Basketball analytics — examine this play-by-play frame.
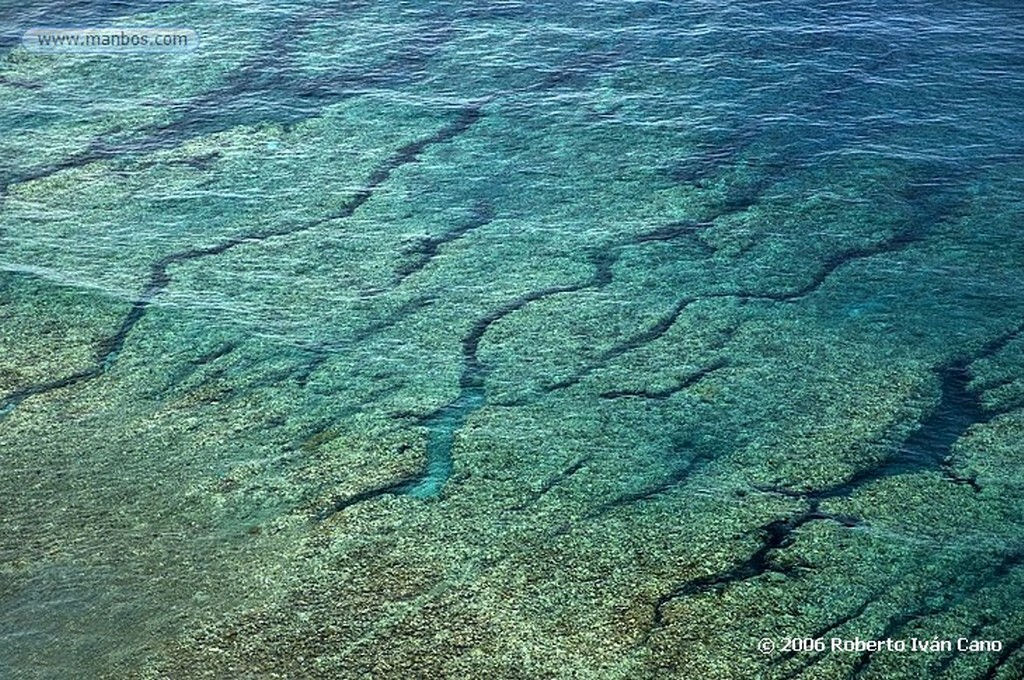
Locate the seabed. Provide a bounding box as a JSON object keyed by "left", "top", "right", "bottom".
{"left": 2, "top": 1, "right": 1023, "bottom": 678}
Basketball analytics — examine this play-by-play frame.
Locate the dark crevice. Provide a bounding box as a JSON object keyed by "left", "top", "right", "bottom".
{"left": 462, "top": 283, "right": 589, "bottom": 390}
{"left": 599, "top": 358, "right": 728, "bottom": 400}
{"left": 0, "top": 368, "right": 100, "bottom": 418}
{"left": 646, "top": 508, "right": 855, "bottom": 639}
{"left": 847, "top": 610, "right": 921, "bottom": 679}
{"left": 545, "top": 296, "right": 697, "bottom": 393}
{"left": 482, "top": 208, "right": 737, "bottom": 401}
{"left": 389, "top": 228, "right": 657, "bottom": 500}
{"left": 974, "top": 320, "right": 1024, "bottom": 371}
{"left": 585, "top": 245, "right": 621, "bottom": 288}
{"left": 362, "top": 107, "right": 484, "bottom": 196}
{"left": 594, "top": 444, "right": 718, "bottom": 515}
{"left": 313, "top": 476, "right": 418, "bottom": 522}
{"left": 751, "top": 319, "right": 1024, "bottom": 506}
{"left": 502, "top": 195, "right": 777, "bottom": 399}
{"left": 645, "top": 511, "right": 1024, "bottom": 673}
{"left": 318, "top": 278, "right": 596, "bottom": 510}
{"left": 94, "top": 296, "right": 155, "bottom": 369}
{"left": 806, "top": 596, "right": 881, "bottom": 636}
{"left": 661, "top": 120, "right": 771, "bottom": 190}
{"left": 597, "top": 296, "right": 697, "bottom": 359}
{"left": 634, "top": 220, "right": 715, "bottom": 248}
{"left": 0, "top": 149, "right": 109, "bottom": 200}
{"left": 191, "top": 342, "right": 238, "bottom": 366}
{"left": 395, "top": 200, "right": 496, "bottom": 283}
{"left": 583, "top": 214, "right": 718, "bottom": 291}
{"left": 666, "top": 144, "right": 751, "bottom": 186}
{"left": 536, "top": 457, "right": 590, "bottom": 498}
{"left": 511, "top": 457, "right": 591, "bottom": 512}
{"left": 390, "top": 196, "right": 717, "bottom": 494}
{"left": 647, "top": 517, "right": 800, "bottom": 633}
{"left": 705, "top": 169, "right": 968, "bottom": 306}
{"left": 290, "top": 347, "right": 332, "bottom": 389}
{"left": 718, "top": 338, "right": 1024, "bottom": 674}
{"left": 159, "top": 341, "right": 241, "bottom": 393}
{"left": 531, "top": 48, "right": 623, "bottom": 93}
{"left": 401, "top": 386, "right": 485, "bottom": 500}
{"left": 165, "top": 150, "right": 222, "bottom": 171}
{"left": 716, "top": 228, "right": 924, "bottom": 304}
{"left": 802, "top": 362, "right": 987, "bottom": 501}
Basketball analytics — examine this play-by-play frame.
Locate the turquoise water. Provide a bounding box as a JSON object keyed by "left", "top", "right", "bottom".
{"left": 1, "top": 1, "right": 1023, "bottom": 678}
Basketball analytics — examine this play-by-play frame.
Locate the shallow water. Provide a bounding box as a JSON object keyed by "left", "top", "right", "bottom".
{"left": 2, "top": 1, "right": 1023, "bottom": 678}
